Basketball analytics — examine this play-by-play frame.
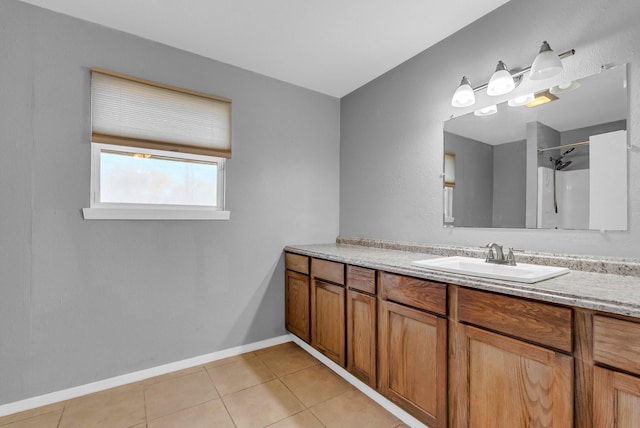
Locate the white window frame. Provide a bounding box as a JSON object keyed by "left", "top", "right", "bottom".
{"left": 82, "top": 143, "right": 229, "bottom": 220}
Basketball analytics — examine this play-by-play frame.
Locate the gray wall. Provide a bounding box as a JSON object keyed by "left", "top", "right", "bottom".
{"left": 340, "top": 0, "right": 640, "bottom": 257}
{"left": 493, "top": 140, "right": 526, "bottom": 228}
{"left": 444, "top": 132, "right": 493, "bottom": 227}
{"left": 0, "top": 1, "right": 340, "bottom": 404}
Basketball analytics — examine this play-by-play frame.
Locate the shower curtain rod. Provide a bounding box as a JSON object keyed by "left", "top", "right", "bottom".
{"left": 537, "top": 141, "right": 589, "bottom": 153}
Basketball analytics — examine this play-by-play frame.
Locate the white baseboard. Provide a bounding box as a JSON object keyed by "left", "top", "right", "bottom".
{"left": 290, "top": 336, "right": 428, "bottom": 428}
{"left": 0, "top": 334, "right": 292, "bottom": 418}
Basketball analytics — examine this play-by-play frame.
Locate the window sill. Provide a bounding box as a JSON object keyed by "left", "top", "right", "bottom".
{"left": 82, "top": 208, "right": 230, "bottom": 221}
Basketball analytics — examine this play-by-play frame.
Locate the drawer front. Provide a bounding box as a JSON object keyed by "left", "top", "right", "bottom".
{"left": 285, "top": 253, "right": 309, "bottom": 275}
{"left": 594, "top": 315, "right": 640, "bottom": 375}
{"left": 311, "top": 258, "right": 345, "bottom": 285}
{"left": 379, "top": 272, "right": 446, "bottom": 316}
{"left": 457, "top": 287, "right": 573, "bottom": 353}
{"left": 347, "top": 265, "right": 376, "bottom": 295}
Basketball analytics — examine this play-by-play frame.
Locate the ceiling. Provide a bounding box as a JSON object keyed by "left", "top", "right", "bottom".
{"left": 18, "top": 0, "right": 510, "bottom": 98}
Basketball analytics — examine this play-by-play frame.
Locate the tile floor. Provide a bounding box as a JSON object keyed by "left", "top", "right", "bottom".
{"left": 0, "top": 342, "right": 408, "bottom": 428}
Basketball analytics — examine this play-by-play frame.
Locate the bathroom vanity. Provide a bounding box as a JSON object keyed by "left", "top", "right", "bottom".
{"left": 284, "top": 241, "right": 640, "bottom": 427}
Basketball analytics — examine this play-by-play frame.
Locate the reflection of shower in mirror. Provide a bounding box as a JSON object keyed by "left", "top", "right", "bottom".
{"left": 550, "top": 147, "right": 576, "bottom": 213}
{"left": 537, "top": 167, "right": 589, "bottom": 229}
{"left": 537, "top": 129, "right": 627, "bottom": 230}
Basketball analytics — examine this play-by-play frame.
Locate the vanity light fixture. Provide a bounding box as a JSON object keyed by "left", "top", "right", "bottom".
{"left": 525, "top": 90, "right": 558, "bottom": 108}
{"left": 451, "top": 76, "right": 476, "bottom": 107}
{"left": 530, "top": 41, "right": 563, "bottom": 80}
{"left": 474, "top": 104, "right": 498, "bottom": 116}
{"left": 487, "top": 61, "right": 516, "bottom": 96}
{"left": 508, "top": 93, "right": 535, "bottom": 107}
{"left": 450, "top": 41, "right": 575, "bottom": 108}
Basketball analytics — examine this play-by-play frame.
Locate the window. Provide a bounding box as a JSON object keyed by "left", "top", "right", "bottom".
{"left": 82, "top": 69, "right": 231, "bottom": 220}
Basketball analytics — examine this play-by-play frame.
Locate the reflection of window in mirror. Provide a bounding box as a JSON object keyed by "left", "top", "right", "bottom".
{"left": 444, "top": 153, "right": 456, "bottom": 187}
{"left": 444, "top": 153, "right": 455, "bottom": 223}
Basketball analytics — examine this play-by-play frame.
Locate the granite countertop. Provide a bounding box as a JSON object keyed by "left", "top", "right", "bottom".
{"left": 285, "top": 242, "right": 640, "bottom": 318}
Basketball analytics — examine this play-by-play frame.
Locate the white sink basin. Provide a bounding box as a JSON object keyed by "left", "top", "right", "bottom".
{"left": 410, "top": 256, "right": 569, "bottom": 283}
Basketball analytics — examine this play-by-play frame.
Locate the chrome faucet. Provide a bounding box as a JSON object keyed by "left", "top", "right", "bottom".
{"left": 484, "top": 243, "right": 518, "bottom": 266}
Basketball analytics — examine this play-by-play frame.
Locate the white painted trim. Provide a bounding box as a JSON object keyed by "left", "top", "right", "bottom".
{"left": 290, "top": 336, "right": 429, "bottom": 428}
{"left": 0, "top": 334, "right": 290, "bottom": 417}
{"left": 82, "top": 208, "right": 230, "bottom": 220}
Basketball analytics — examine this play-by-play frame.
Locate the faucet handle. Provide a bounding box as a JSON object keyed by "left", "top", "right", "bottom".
{"left": 506, "top": 248, "right": 524, "bottom": 266}
{"left": 485, "top": 248, "right": 495, "bottom": 262}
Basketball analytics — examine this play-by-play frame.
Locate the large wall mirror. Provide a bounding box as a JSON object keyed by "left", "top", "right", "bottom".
{"left": 443, "top": 65, "right": 628, "bottom": 230}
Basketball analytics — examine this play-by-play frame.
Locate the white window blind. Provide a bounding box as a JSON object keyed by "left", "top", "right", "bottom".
{"left": 91, "top": 69, "right": 232, "bottom": 158}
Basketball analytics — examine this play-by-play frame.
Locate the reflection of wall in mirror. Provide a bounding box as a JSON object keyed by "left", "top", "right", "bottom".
{"left": 443, "top": 132, "right": 493, "bottom": 227}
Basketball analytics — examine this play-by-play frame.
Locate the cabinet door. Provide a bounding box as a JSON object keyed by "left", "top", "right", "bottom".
{"left": 311, "top": 279, "right": 346, "bottom": 366}
{"left": 347, "top": 289, "right": 376, "bottom": 388}
{"left": 285, "top": 270, "right": 310, "bottom": 342}
{"left": 455, "top": 324, "right": 573, "bottom": 428}
{"left": 379, "top": 300, "right": 447, "bottom": 427}
{"left": 594, "top": 366, "right": 640, "bottom": 427}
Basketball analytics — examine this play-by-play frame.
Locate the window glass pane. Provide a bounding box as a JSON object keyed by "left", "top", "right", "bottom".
{"left": 100, "top": 150, "right": 218, "bottom": 206}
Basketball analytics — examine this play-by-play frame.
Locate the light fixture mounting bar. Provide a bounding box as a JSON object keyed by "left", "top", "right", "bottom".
{"left": 472, "top": 49, "right": 575, "bottom": 92}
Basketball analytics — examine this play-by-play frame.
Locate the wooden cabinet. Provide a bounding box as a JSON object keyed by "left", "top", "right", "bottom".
{"left": 285, "top": 270, "right": 310, "bottom": 342}
{"left": 346, "top": 265, "right": 377, "bottom": 388}
{"left": 379, "top": 273, "right": 447, "bottom": 427}
{"left": 451, "top": 287, "right": 573, "bottom": 427}
{"left": 454, "top": 324, "right": 573, "bottom": 427}
{"left": 311, "top": 258, "right": 346, "bottom": 366}
{"left": 285, "top": 250, "right": 640, "bottom": 428}
{"left": 284, "top": 253, "right": 310, "bottom": 342}
{"left": 594, "top": 367, "right": 640, "bottom": 427}
{"left": 593, "top": 315, "right": 640, "bottom": 427}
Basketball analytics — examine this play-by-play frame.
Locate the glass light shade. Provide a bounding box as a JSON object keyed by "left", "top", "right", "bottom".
{"left": 451, "top": 76, "right": 475, "bottom": 107}
{"left": 474, "top": 104, "right": 497, "bottom": 116}
{"left": 487, "top": 61, "right": 515, "bottom": 96}
{"left": 549, "top": 81, "right": 581, "bottom": 95}
{"left": 508, "top": 93, "right": 535, "bottom": 107}
{"left": 530, "top": 41, "right": 563, "bottom": 80}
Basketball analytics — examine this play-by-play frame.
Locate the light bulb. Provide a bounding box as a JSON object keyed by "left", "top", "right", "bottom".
{"left": 508, "top": 93, "right": 535, "bottom": 107}
{"left": 487, "top": 61, "right": 515, "bottom": 96}
{"left": 451, "top": 76, "right": 476, "bottom": 107}
{"left": 474, "top": 105, "right": 497, "bottom": 116}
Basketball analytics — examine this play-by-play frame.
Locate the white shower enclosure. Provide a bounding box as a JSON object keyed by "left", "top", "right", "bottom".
{"left": 536, "top": 130, "right": 627, "bottom": 230}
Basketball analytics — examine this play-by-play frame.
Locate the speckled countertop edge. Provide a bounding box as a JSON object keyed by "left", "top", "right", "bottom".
{"left": 285, "top": 242, "right": 640, "bottom": 318}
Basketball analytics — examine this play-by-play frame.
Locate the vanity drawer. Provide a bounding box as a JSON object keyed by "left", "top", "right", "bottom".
{"left": 379, "top": 272, "right": 446, "bottom": 316}
{"left": 311, "top": 258, "right": 345, "bottom": 285}
{"left": 285, "top": 253, "right": 309, "bottom": 275}
{"left": 347, "top": 265, "right": 376, "bottom": 295}
{"left": 457, "top": 288, "right": 573, "bottom": 353}
{"left": 594, "top": 315, "right": 640, "bottom": 375}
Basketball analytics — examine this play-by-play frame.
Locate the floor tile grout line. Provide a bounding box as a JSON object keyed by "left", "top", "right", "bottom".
{"left": 262, "top": 408, "right": 326, "bottom": 428}
{"left": 56, "top": 401, "right": 67, "bottom": 428}
{"left": 204, "top": 356, "right": 279, "bottom": 398}
{"left": 142, "top": 378, "right": 149, "bottom": 427}
{"left": 0, "top": 404, "right": 68, "bottom": 428}
{"left": 277, "top": 365, "right": 356, "bottom": 410}
{"left": 145, "top": 397, "right": 225, "bottom": 425}
{"left": 216, "top": 394, "right": 238, "bottom": 428}
{"left": 201, "top": 364, "right": 223, "bottom": 399}
{"left": 143, "top": 369, "right": 220, "bottom": 424}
